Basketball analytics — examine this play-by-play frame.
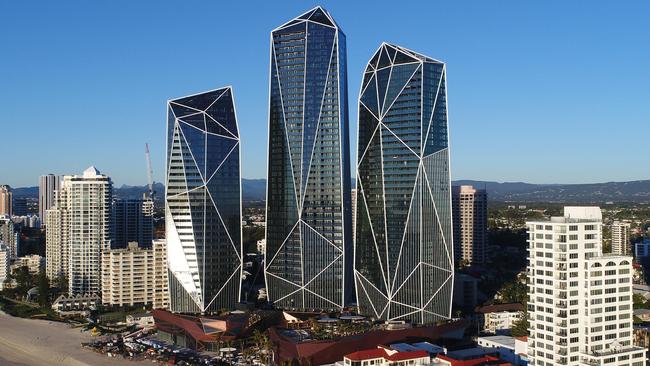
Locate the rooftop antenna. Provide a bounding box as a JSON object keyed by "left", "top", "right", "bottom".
{"left": 145, "top": 143, "right": 155, "bottom": 201}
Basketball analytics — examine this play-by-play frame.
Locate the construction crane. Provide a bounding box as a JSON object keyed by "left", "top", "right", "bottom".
{"left": 145, "top": 143, "right": 155, "bottom": 201}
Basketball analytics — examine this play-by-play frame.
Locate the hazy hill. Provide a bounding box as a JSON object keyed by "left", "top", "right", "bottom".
{"left": 12, "top": 179, "right": 650, "bottom": 203}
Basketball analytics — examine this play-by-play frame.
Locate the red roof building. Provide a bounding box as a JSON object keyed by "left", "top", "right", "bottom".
{"left": 344, "top": 346, "right": 430, "bottom": 365}
{"left": 435, "top": 354, "right": 512, "bottom": 366}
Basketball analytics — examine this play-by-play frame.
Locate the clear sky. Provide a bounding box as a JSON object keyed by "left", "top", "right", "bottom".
{"left": 1, "top": 1, "right": 649, "bottom": 187}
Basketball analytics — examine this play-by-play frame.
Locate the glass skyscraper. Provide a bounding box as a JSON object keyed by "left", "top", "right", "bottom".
{"left": 166, "top": 87, "right": 242, "bottom": 313}
{"left": 265, "top": 6, "right": 353, "bottom": 311}
{"left": 354, "top": 43, "right": 453, "bottom": 324}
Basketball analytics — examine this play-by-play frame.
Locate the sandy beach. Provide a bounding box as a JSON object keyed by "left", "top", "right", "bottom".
{"left": 0, "top": 312, "right": 146, "bottom": 366}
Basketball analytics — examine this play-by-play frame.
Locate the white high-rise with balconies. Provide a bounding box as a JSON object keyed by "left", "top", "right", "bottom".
{"left": 527, "top": 207, "right": 646, "bottom": 366}
{"left": 611, "top": 221, "right": 631, "bottom": 256}
{"left": 45, "top": 167, "right": 112, "bottom": 295}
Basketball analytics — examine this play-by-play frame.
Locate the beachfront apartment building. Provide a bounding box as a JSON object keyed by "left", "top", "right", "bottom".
{"left": 527, "top": 207, "right": 646, "bottom": 366}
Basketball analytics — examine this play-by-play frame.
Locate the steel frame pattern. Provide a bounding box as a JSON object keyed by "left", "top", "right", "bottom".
{"left": 264, "top": 6, "right": 353, "bottom": 311}
{"left": 354, "top": 43, "right": 454, "bottom": 324}
{"left": 165, "top": 86, "right": 242, "bottom": 314}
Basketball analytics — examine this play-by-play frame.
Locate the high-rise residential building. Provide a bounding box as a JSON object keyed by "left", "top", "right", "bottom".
{"left": 527, "top": 207, "right": 646, "bottom": 366}
{"left": 0, "top": 216, "right": 17, "bottom": 259}
{"left": 354, "top": 43, "right": 453, "bottom": 324}
{"left": 0, "top": 244, "right": 8, "bottom": 290}
{"left": 611, "top": 221, "right": 631, "bottom": 255}
{"left": 45, "top": 208, "right": 64, "bottom": 280}
{"left": 166, "top": 86, "right": 242, "bottom": 313}
{"left": 0, "top": 185, "right": 12, "bottom": 216}
{"left": 265, "top": 6, "right": 353, "bottom": 311}
{"left": 112, "top": 198, "right": 153, "bottom": 249}
{"left": 101, "top": 240, "right": 168, "bottom": 309}
{"left": 452, "top": 185, "right": 487, "bottom": 266}
{"left": 45, "top": 167, "right": 112, "bottom": 295}
{"left": 39, "top": 174, "right": 60, "bottom": 224}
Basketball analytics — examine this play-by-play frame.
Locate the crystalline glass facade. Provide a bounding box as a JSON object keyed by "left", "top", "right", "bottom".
{"left": 354, "top": 44, "right": 453, "bottom": 324}
{"left": 265, "top": 6, "right": 353, "bottom": 311}
{"left": 166, "top": 87, "right": 242, "bottom": 313}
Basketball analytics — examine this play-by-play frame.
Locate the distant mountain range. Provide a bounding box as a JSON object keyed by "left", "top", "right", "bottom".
{"left": 12, "top": 179, "right": 650, "bottom": 203}
{"left": 453, "top": 179, "right": 650, "bottom": 203}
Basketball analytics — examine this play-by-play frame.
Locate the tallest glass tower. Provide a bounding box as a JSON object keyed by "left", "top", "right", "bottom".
{"left": 265, "top": 6, "right": 353, "bottom": 311}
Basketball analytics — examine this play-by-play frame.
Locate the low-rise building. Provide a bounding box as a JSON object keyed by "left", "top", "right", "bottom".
{"left": 101, "top": 240, "right": 168, "bottom": 309}
{"left": 634, "top": 309, "right": 650, "bottom": 322}
{"left": 477, "top": 335, "right": 528, "bottom": 365}
{"left": 475, "top": 303, "right": 524, "bottom": 335}
{"left": 52, "top": 293, "right": 101, "bottom": 312}
{"left": 432, "top": 347, "right": 510, "bottom": 365}
{"left": 126, "top": 313, "right": 155, "bottom": 329}
{"left": 10, "top": 255, "right": 44, "bottom": 275}
{"left": 338, "top": 346, "right": 430, "bottom": 366}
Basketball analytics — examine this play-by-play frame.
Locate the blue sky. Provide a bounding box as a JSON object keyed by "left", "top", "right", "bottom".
{"left": 1, "top": 1, "right": 648, "bottom": 187}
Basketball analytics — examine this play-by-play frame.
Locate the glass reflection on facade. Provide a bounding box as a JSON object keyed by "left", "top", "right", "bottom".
{"left": 354, "top": 44, "right": 453, "bottom": 324}
{"left": 166, "top": 87, "right": 242, "bottom": 313}
{"left": 265, "top": 6, "right": 353, "bottom": 311}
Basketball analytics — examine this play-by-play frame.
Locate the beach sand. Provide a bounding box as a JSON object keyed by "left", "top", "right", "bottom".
{"left": 0, "top": 312, "right": 147, "bottom": 366}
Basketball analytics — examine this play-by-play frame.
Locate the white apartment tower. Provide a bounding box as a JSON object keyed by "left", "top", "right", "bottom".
{"left": 39, "top": 174, "right": 60, "bottom": 224}
{"left": 527, "top": 207, "right": 646, "bottom": 366}
{"left": 452, "top": 185, "right": 488, "bottom": 266}
{"left": 45, "top": 167, "right": 112, "bottom": 295}
{"left": 611, "top": 221, "right": 631, "bottom": 256}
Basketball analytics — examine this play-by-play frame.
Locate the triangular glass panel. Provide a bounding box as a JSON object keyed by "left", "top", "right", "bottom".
{"left": 178, "top": 121, "right": 206, "bottom": 179}
{"left": 205, "top": 134, "right": 238, "bottom": 182}
{"left": 385, "top": 45, "right": 397, "bottom": 62}
{"left": 424, "top": 73, "right": 448, "bottom": 156}
{"left": 390, "top": 170, "right": 421, "bottom": 292}
{"left": 308, "top": 7, "right": 334, "bottom": 27}
{"left": 388, "top": 301, "right": 419, "bottom": 321}
{"left": 301, "top": 222, "right": 340, "bottom": 284}
{"left": 362, "top": 71, "right": 374, "bottom": 90}
{"left": 298, "top": 8, "right": 317, "bottom": 20}
{"left": 393, "top": 264, "right": 422, "bottom": 310}
{"left": 422, "top": 62, "right": 443, "bottom": 141}
{"left": 170, "top": 102, "right": 201, "bottom": 118}
{"left": 376, "top": 67, "right": 391, "bottom": 113}
{"left": 206, "top": 147, "right": 240, "bottom": 245}
{"left": 205, "top": 114, "right": 237, "bottom": 138}
{"left": 357, "top": 105, "right": 379, "bottom": 158}
{"left": 204, "top": 89, "right": 238, "bottom": 137}
{"left": 368, "top": 48, "right": 381, "bottom": 70}
{"left": 394, "top": 49, "right": 418, "bottom": 65}
{"left": 360, "top": 74, "right": 379, "bottom": 117}
{"left": 267, "top": 225, "right": 303, "bottom": 288}
{"left": 178, "top": 112, "right": 206, "bottom": 131}
{"left": 382, "top": 63, "right": 419, "bottom": 116}
{"left": 357, "top": 272, "right": 389, "bottom": 317}
{"left": 354, "top": 187, "right": 387, "bottom": 292}
{"left": 422, "top": 150, "right": 453, "bottom": 271}
{"left": 174, "top": 89, "right": 224, "bottom": 111}
{"left": 378, "top": 47, "right": 391, "bottom": 69}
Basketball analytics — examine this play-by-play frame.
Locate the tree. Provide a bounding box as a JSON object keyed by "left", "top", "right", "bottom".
{"left": 496, "top": 280, "right": 527, "bottom": 304}
{"left": 511, "top": 310, "right": 529, "bottom": 337}
{"left": 36, "top": 270, "right": 50, "bottom": 306}
{"left": 12, "top": 266, "right": 33, "bottom": 297}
